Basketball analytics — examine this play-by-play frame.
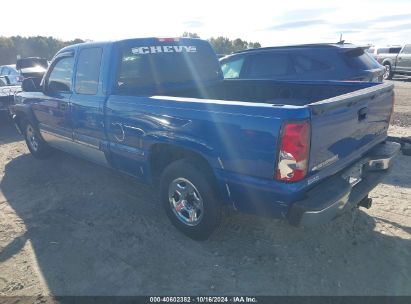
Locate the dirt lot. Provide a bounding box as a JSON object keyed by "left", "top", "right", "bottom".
{"left": 0, "top": 79, "right": 410, "bottom": 296}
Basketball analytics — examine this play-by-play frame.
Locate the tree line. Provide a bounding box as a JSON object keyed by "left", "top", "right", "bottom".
{"left": 0, "top": 33, "right": 260, "bottom": 65}
{"left": 0, "top": 36, "right": 84, "bottom": 65}
{"left": 182, "top": 32, "right": 261, "bottom": 54}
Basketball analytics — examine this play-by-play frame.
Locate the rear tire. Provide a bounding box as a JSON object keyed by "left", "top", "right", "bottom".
{"left": 383, "top": 63, "right": 393, "bottom": 80}
{"left": 23, "top": 120, "right": 52, "bottom": 159}
{"left": 160, "top": 159, "right": 221, "bottom": 240}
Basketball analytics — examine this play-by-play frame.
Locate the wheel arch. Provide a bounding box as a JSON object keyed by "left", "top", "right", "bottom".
{"left": 10, "top": 104, "right": 38, "bottom": 134}
{"left": 147, "top": 141, "right": 229, "bottom": 203}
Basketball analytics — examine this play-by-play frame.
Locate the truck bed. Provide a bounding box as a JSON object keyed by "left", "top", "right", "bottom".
{"left": 141, "top": 79, "right": 394, "bottom": 189}
{"left": 145, "top": 79, "right": 378, "bottom": 106}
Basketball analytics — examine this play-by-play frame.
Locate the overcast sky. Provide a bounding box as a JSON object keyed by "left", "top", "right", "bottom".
{"left": 2, "top": 0, "right": 411, "bottom": 47}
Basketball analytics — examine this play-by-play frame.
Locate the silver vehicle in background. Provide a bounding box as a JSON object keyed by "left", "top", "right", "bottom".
{"left": 367, "top": 45, "right": 411, "bottom": 80}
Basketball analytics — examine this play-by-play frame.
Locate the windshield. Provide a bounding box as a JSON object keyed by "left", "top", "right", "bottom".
{"left": 116, "top": 40, "right": 222, "bottom": 94}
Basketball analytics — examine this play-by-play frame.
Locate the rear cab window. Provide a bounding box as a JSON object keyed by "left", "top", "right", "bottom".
{"left": 116, "top": 38, "right": 222, "bottom": 95}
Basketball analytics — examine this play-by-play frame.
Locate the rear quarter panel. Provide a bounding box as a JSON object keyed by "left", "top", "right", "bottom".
{"left": 105, "top": 96, "right": 311, "bottom": 179}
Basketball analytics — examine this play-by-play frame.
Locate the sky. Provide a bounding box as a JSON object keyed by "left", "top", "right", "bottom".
{"left": 2, "top": 0, "right": 411, "bottom": 47}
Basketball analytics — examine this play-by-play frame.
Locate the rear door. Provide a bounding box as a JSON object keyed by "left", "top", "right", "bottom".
{"left": 70, "top": 46, "right": 108, "bottom": 165}
{"left": 307, "top": 83, "right": 394, "bottom": 178}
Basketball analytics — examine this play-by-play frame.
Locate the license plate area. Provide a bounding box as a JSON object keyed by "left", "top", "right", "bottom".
{"left": 342, "top": 161, "right": 365, "bottom": 186}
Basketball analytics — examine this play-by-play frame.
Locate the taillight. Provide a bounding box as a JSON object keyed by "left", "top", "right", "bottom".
{"left": 276, "top": 121, "right": 310, "bottom": 182}
{"left": 158, "top": 37, "right": 179, "bottom": 42}
{"left": 17, "top": 75, "right": 24, "bottom": 82}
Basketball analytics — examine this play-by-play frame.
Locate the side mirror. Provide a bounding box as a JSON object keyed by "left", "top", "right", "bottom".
{"left": 21, "top": 77, "right": 41, "bottom": 92}
{"left": 48, "top": 80, "right": 70, "bottom": 93}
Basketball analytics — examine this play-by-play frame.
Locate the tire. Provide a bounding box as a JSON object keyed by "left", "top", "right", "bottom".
{"left": 23, "top": 119, "right": 52, "bottom": 159}
{"left": 402, "top": 146, "right": 411, "bottom": 156}
{"left": 160, "top": 159, "right": 221, "bottom": 240}
{"left": 383, "top": 63, "right": 393, "bottom": 80}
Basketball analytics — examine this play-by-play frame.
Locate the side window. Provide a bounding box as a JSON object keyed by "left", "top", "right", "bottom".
{"left": 292, "top": 54, "right": 331, "bottom": 74}
{"left": 376, "top": 48, "right": 388, "bottom": 54}
{"left": 402, "top": 45, "right": 411, "bottom": 54}
{"left": 75, "top": 48, "right": 103, "bottom": 95}
{"left": 47, "top": 56, "right": 74, "bottom": 92}
{"left": 221, "top": 57, "right": 245, "bottom": 79}
{"left": 389, "top": 47, "right": 402, "bottom": 54}
{"left": 246, "top": 53, "right": 290, "bottom": 78}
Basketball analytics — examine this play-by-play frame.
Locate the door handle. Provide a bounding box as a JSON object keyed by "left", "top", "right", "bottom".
{"left": 59, "top": 102, "right": 69, "bottom": 111}
{"left": 358, "top": 107, "right": 368, "bottom": 121}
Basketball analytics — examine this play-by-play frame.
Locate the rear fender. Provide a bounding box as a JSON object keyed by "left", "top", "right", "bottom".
{"left": 146, "top": 132, "right": 231, "bottom": 203}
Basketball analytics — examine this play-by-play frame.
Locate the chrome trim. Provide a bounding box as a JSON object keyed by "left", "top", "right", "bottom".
{"left": 111, "top": 122, "right": 125, "bottom": 142}
{"left": 367, "top": 157, "right": 394, "bottom": 170}
{"left": 303, "top": 191, "right": 350, "bottom": 215}
{"left": 123, "top": 124, "right": 146, "bottom": 136}
{"left": 168, "top": 178, "right": 204, "bottom": 226}
{"left": 40, "top": 128, "right": 109, "bottom": 166}
{"left": 366, "top": 141, "right": 401, "bottom": 171}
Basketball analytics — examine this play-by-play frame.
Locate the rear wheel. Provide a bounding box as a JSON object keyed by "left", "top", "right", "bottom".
{"left": 160, "top": 159, "right": 221, "bottom": 240}
{"left": 383, "top": 63, "right": 393, "bottom": 80}
{"left": 23, "top": 120, "right": 52, "bottom": 158}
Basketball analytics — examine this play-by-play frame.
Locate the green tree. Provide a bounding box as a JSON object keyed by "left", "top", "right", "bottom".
{"left": 208, "top": 36, "right": 261, "bottom": 55}
{"left": 0, "top": 36, "right": 85, "bottom": 65}
{"left": 182, "top": 32, "right": 200, "bottom": 38}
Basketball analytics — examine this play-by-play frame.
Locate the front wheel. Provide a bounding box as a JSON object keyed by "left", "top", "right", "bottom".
{"left": 160, "top": 159, "right": 221, "bottom": 240}
{"left": 383, "top": 63, "right": 393, "bottom": 80}
{"left": 23, "top": 120, "right": 52, "bottom": 159}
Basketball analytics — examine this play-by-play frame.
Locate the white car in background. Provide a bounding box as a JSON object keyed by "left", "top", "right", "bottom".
{"left": 0, "top": 65, "right": 24, "bottom": 85}
{"left": 0, "top": 57, "right": 48, "bottom": 85}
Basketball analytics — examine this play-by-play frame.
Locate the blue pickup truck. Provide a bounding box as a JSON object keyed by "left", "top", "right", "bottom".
{"left": 10, "top": 38, "right": 400, "bottom": 240}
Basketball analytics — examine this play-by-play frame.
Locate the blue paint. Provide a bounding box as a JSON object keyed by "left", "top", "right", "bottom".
{"left": 11, "top": 38, "right": 394, "bottom": 219}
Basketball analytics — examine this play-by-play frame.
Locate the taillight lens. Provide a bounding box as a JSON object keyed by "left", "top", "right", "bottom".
{"left": 158, "top": 37, "right": 179, "bottom": 42}
{"left": 276, "top": 121, "right": 310, "bottom": 182}
{"left": 17, "top": 75, "right": 24, "bottom": 82}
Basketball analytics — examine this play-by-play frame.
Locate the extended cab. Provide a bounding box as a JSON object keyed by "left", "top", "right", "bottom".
{"left": 10, "top": 38, "right": 400, "bottom": 240}
{"left": 376, "top": 44, "right": 411, "bottom": 80}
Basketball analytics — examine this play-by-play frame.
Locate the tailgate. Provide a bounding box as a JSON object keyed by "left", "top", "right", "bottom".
{"left": 308, "top": 82, "right": 394, "bottom": 177}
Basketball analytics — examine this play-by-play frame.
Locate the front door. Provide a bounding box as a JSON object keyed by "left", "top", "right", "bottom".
{"left": 33, "top": 54, "right": 75, "bottom": 149}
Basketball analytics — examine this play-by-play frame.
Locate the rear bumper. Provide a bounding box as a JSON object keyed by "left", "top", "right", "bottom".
{"left": 288, "top": 141, "right": 400, "bottom": 226}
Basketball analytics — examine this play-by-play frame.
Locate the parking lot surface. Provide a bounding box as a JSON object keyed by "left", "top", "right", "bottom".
{"left": 0, "top": 78, "right": 410, "bottom": 296}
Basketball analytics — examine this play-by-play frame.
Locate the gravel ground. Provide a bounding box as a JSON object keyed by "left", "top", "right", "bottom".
{"left": 0, "top": 79, "right": 410, "bottom": 296}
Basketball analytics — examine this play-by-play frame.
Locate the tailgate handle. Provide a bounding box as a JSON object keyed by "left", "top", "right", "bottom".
{"left": 358, "top": 107, "right": 368, "bottom": 121}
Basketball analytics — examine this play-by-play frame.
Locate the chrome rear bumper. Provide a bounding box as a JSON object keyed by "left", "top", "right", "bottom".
{"left": 288, "top": 141, "right": 401, "bottom": 226}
